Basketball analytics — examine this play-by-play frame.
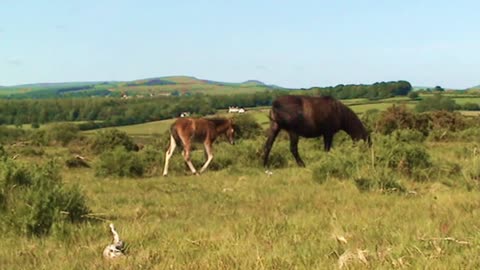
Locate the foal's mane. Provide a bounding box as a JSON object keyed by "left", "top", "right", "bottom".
{"left": 205, "top": 117, "right": 231, "bottom": 127}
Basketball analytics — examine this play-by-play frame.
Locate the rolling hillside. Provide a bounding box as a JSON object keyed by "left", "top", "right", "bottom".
{"left": 0, "top": 76, "right": 284, "bottom": 99}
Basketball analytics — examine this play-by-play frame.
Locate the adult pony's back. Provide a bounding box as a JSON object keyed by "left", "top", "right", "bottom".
{"left": 264, "top": 95, "right": 370, "bottom": 167}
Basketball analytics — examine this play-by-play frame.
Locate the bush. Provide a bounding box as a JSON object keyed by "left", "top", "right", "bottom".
{"left": 427, "top": 111, "right": 465, "bottom": 131}
{"left": 462, "top": 102, "right": 480, "bottom": 111}
{"left": 391, "top": 129, "right": 426, "bottom": 143}
{"left": 408, "top": 91, "right": 419, "bottom": 100}
{"left": 0, "top": 159, "right": 32, "bottom": 187}
{"left": 90, "top": 129, "right": 137, "bottom": 154}
{"left": 415, "top": 94, "right": 459, "bottom": 112}
{"left": 0, "top": 126, "right": 26, "bottom": 144}
{"left": 46, "top": 123, "right": 80, "bottom": 146}
{"left": 232, "top": 114, "right": 263, "bottom": 140}
{"left": 95, "top": 146, "right": 144, "bottom": 177}
{"left": 376, "top": 105, "right": 417, "bottom": 135}
{"left": 376, "top": 138, "right": 432, "bottom": 177}
{"left": 0, "top": 160, "right": 90, "bottom": 236}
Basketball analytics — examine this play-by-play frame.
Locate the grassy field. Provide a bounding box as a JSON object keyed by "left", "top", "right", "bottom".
{"left": 2, "top": 134, "right": 480, "bottom": 269}
{"left": 3, "top": 97, "right": 480, "bottom": 269}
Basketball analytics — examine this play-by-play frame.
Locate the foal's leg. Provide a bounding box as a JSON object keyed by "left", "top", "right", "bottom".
{"left": 199, "top": 141, "right": 213, "bottom": 174}
{"left": 182, "top": 142, "right": 198, "bottom": 175}
{"left": 288, "top": 131, "right": 305, "bottom": 167}
{"left": 263, "top": 122, "right": 280, "bottom": 168}
{"left": 163, "top": 135, "right": 177, "bottom": 176}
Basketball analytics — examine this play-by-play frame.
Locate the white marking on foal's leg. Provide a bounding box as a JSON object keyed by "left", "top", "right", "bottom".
{"left": 199, "top": 144, "right": 213, "bottom": 174}
{"left": 182, "top": 148, "right": 197, "bottom": 175}
{"left": 163, "top": 135, "right": 177, "bottom": 176}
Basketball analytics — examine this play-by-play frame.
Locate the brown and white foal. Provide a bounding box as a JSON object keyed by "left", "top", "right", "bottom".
{"left": 163, "top": 117, "right": 235, "bottom": 176}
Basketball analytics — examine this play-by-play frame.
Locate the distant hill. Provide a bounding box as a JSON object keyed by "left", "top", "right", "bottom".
{"left": 0, "top": 76, "right": 285, "bottom": 99}
{"left": 6, "top": 81, "right": 115, "bottom": 89}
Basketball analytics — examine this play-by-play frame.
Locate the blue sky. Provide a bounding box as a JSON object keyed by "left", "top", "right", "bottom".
{"left": 1, "top": 0, "right": 478, "bottom": 88}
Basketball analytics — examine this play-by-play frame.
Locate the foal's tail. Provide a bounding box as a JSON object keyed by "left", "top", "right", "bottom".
{"left": 169, "top": 125, "right": 182, "bottom": 148}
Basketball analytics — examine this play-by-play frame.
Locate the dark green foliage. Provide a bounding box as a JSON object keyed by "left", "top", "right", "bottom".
{"left": 377, "top": 138, "right": 432, "bottom": 176}
{"left": 390, "top": 129, "right": 426, "bottom": 143}
{"left": 378, "top": 177, "right": 406, "bottom": 193}
{"left": 90, "top": 129, "right": 136, "bottom": 154}
{"left": 415, "top": 94, "right": 459, "bottom": 112}
{"left": 361, "top": 109, "right": 381, "bottom": 132}
{"left": 0, "top": 159, "right": 32, "bottom": 187}
{"left": 19, "top": 146, "right": 45, "bottom": 156}
{"left": 232, "top": 114, "right": 263, "bottom": 140}
{"left": 311, "top": 80, "right": 412, "bottom": 99}
{"left": 462, "top": 102, "right": 480, "bottom": 111}
{"left": 407, "top": 91, "right": 419, "bottom": 100}
{"left": 0, "top": 126, "right": 27, "bottom": 144}
{"left": 95, "top": 146, "right": 144, "bottom": 177}
{"left": 0, "top": 159, "right": 90, "bottom": 236}
{"left": 57, "top": 185, "right": 90, "bottom": 223}
{"left": 354, "top": 177, "right": 375, "bottom": 191}
{"left": 46, "top": 123, "right": 80, "bottom": 146}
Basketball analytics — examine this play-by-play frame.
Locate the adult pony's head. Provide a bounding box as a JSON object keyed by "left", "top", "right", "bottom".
{"left": 337, "top": 101, "right": 371, "bottom": 145}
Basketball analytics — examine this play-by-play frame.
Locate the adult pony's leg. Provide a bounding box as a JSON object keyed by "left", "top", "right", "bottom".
{"left": 288, "top": 131, "right": 305, "bottom": 167}
{"left": 163, "top": 134, "right": 177, "bottom": 176}
{"left": 199, "top": 142, "right": 213, "bottom": 174}
{"left": 324, "top": 133, "right": 333, "bottom": 151}
{"left": 263, "top": 122, "right": 280, "bottom": 167}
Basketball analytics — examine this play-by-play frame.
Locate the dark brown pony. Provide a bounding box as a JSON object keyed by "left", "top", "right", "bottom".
{"left": 163, "top": 117, "right": 235, "bottom": 176}
{"left": 264, "top": 95, "right": 370, "bottom": 167}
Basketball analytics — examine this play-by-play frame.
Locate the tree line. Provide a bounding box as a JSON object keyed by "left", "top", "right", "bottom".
{"left": 307, "top": 80, "right": 412, "bottom": 99}
{"left": 0, "top": 81, "right": 414, "bottom": 128}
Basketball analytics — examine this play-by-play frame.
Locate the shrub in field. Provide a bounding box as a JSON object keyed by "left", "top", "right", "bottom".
{"left": 376, "top": 105, "right": 416, "bottom": 135}
{"left": 427, "top": 110, "right": 465, "bottom": 131}
{"left": 90, "top": 129, "right": 137, "bottom": 154}
{"left": 0, "top": 144, "right": 7, "bottom": 160}
{"left": 375, "top": 105, "right": 431, "bottom": 135}
{"left": 391, "top": 129, "right": 426, "bottom": 143}
{"left": 415, "top": 94, "right": 459, "bottom": 112}
{"left": 0, "top": 159, "right": 32, "bottom": 187}
{"left": 95, "top": 146, "right": 144, "bottom": 177}
{"left": 0, "top": 159, "right": 90, "bottom": 236}
{"left": 28, "top": 129, "right": 49, "bottom": 146}
{"left": 354, "top": 177, "right": 376, "bottom": 191}
{"left": 375, "top": 136, "right": 432, "bottom": 177}
{"left": 311, "top": 144, "right": 367, "bottom": 181}
{"left": 19, "top": 146, "right": 45, "bottom": 156}
{"left": 427, "top": 129, "right": 455, "bottom": 142}
{"left": 232, "top": 114, "right": 263, "bottom": 140}
{"left": 361, "top": 109, "right": 380, "bottom": 132}
{"left": 138, "top": 145, "right": 172, "bottom": 176}
{"left": 0, "top": 126, "right": 27, "bottom": 144}
{"left": 46, "top": 123, "right": 80, "bottom": 146}
{"left": 455, "top": 128, "right": 480, "bottom": 142}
